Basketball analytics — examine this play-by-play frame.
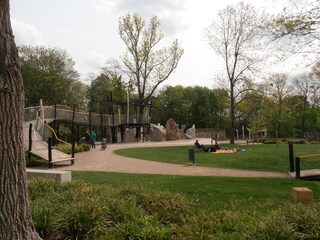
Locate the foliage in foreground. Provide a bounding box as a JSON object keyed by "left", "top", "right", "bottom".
{"left": 29, "top": 178, "right": 320, "bottom": 239}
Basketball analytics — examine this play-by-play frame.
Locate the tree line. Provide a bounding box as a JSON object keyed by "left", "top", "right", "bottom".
{"left": 18, "top": 44, "right": 320, "bottom": 139}
{"left": 18, "top": 1, "right": 320, "bottom": 142}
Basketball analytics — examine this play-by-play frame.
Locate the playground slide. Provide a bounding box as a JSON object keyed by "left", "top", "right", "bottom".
{"left": 24, "top": 120, "right": 75, "bottom": 167}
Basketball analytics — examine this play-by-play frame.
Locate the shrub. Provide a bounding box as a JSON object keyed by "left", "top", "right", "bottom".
{"left": 76, "top": 144, "right": 84, "bottom": 152}
{"left": 77, "top": 143, "right": 91, "bottom": 151}
{"left": 29, "top": 179, "right": 320, "bottom": 239}
{"left": 262, "top": 138, "right": 277, "bottom": 144}
{"left": 55, "top": 143, "right": 90, "bottom": 154}
{"left": 55, "top": 143, "right": 72, "bottom": 154}
{"left": 262, "top": 138, "right": 308, "bottom": 145}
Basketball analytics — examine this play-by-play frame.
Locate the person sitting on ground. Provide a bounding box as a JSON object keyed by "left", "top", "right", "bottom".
{"left": 195, "top": 140, "right": 210, "bottom": 152}
{"left": 212, "top": 137, "right": 220, "bottom": 150}
{"left": 194, "top": 140, "right": 202, "bottom": 150}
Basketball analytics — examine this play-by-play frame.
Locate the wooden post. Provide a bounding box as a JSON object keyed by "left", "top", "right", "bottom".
{"left": 48, "top": 137, "right": 53, "bottom": 168}
{"left": 52, "top": 103, "right": 57, "bottom": 145}
{"left": 295, "top": 157, "right": 301, "bottom": 179}
{"left": 289, "top": 142, "right": 295, "bottom": 172}
{"left": 71, "top": 105, "right": 75, "bottom": 164}
{"left": 71, "top": 138, "right": 75, "bottom": 165}
{"left": 28, "top": 123, "right": 32, "bottom": 162}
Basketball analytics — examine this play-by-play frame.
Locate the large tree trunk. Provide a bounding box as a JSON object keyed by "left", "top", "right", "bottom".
{"left": 0, "top": 0, "right": 41, "bottom": 239}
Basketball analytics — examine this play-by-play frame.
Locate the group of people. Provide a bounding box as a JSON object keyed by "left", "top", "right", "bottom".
{"left": 194, "top": 138, "right": 220, "bottom": 153}
{"left": 84, "top": 130, "right": 107, "bottom": 150}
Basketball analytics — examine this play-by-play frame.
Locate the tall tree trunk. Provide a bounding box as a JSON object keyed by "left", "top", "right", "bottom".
{"left": 0, "top": 0, "right": 41, "bottom": 239}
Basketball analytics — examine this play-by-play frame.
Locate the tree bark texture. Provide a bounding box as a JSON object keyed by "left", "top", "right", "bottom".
{"left": 0, "top": 0, "right": 41, "bottom": 239}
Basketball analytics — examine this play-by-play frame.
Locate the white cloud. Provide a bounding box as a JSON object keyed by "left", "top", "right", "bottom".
{"left": 82, "top": 51, "right": 107, "bottom": 73}
{"left": 93, "top": 0, "right": 117, "bottom": 12}
{"left": 11, "top": 18, "right": 45, "bottom": 46}
{"left": 93, "top": 0, "right": 189, "bottom": 36}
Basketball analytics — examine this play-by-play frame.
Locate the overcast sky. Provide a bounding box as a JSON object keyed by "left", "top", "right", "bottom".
{"left": 10, "top": 0, "right": 292, "bottom": 88}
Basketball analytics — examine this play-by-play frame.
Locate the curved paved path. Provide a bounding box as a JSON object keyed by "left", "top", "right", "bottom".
{"left": 54, "top": 139, "right": 290, "bottom": 178}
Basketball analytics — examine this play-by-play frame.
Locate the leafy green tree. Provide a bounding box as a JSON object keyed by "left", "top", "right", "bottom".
{"left": 268, "top": 0, "right": 319, "bottom": 61}
{"left": 19, "top": 45, "right": 85, "bottom": 107}
{"left": 212, "top": 88, "right": 230, "bottom": 130}
{"left": 267, "top": 73, "right": 292, "bottom": 139}
{"left": 152, "top": 85, "right": 188, "bottom": 126}
{"left": 187, "top": 86, "right": 218, "bottom": 128}
{"left": 236, "top": 91, "right": 265, "bottom": 134}
{"left": 0, "top": 0, "right": 41, "bottom": 238}
{"left": 118, "top": 13, "right": 184, "bottom": 124}
{"left": 249, "top": 116, "right": 266, "bottom": 143}
{"left": 205, "top": 2, "right": 266, "bottom": 143}
{"left": 308, "top": 62, "right": 320, "bottom": 108}
{"left": 283, "top": 95, "right": 307, "bottom": 137}
{"left": 87, "top": 71, "right": 126, "bottom": 113}
{"left": 291, "top": 73, "right": 317, "bottom": 135}
{"left": 152, "top": 85, "right": 220, "bottom": 129}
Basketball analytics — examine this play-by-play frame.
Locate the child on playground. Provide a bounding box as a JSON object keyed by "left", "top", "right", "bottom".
{"left": 101, "top": 137, "right": 107, "bottom": 150}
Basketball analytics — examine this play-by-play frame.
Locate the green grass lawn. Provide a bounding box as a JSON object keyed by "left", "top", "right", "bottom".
{"left": 114, "top": 143, "right": 320, "bottom": 172}
{"left": 74, "top": 143, "right": 320, "bottom": 211}
{"left": 73, "top": 171, "right": 320, "bottom": 211}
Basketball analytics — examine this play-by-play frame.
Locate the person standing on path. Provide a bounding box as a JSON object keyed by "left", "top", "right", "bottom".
{"left": 90, "top": 131, "right": 97, "bottom": 148}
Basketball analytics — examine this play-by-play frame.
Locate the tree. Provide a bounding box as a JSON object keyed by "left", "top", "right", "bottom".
{"left": 267, "top": 73, "right": 292, "bottom": 140}
{"left": 19, "top": 45, "right": 84, "bottom": 107}
{"left": 308, "top": 61, "right": 320, "bottom": 108}
{"left": 152, "top": 85, "right": 189, "bottom": 126}
{"left": 0, "top": 0, "right": 41, "bottom": 238}
{"left": 212, "top": 88, "right": 230, "bottom": 130}
{"left": 205, "top": 2, "right": 266, "bottom": 143}
{"left": 187, "top": 86, "right": 218, "bottom": 128}
{"left": 268, "top": 0, "right": 320, "bottom": 63}
{"left": 118, "top": 13, "right": 184, "bottom": 124}
{"left": 152, "top": 85, "right": 220, "bottom": 129}
{"left": 236, "top": 91, "right": 265, "bottom": 133}
{"left": 292, "top": 73, "right": 316, "bottom": 134}
{"left": 87, "top": 71, "right": 126, "bottom": 113}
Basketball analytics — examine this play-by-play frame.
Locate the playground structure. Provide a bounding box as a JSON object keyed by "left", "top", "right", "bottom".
{"left": 24, "top": 103, "right": 152, "bottom": 167}
{"left": 24, "top": 103, "right": 151, "bottom": 143}
{"left": 24, "top": 103, "right": 227, "bottom": 167}
{"left": 24, "top": 105, "right": 77, "bottom": 168}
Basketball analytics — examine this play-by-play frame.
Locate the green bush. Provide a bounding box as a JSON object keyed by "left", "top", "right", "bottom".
{"left": 29, "top": 179, "right": 190, "bottom": 239}
{"left": 76, "top": 144, "right": 84, "bottom": 152}
{"left": 29, "top": 179, "right": 320, "bottom": 239}
{"left": 262, "top": 138, "right": 309, "bottom": 145}
{"left": 81, "top": 143, "right": 91, "bottom": 151}
{"left": 55, "top": 143, "right": 91, "bottom": 154}
{"left": 55, "top": 143, "right": 72, "bottom": 154}
{"left": 261, "top": 138, "right": 277, "bottom": 144}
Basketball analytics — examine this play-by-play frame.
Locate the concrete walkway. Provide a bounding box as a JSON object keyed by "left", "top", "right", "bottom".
{"left": 51, "top": 139, "right": 290, "bottom": 179}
